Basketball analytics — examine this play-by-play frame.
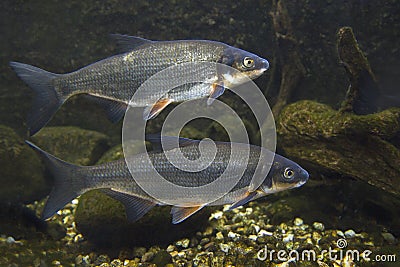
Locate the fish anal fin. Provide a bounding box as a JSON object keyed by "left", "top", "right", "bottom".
{"left": 110, "top": 34, "right": 154, "bottom": 53}
{"left": 207, "top": 82, "right": 225, "bottom": 105}
{"left": 171, "top": 205, "right": 205, "bottom": 224}
{"left": 100, "top": 189, "right": 156, "bottom": 222}
{"left": 84, "top": 95, "right": 127, "bottom": 123}
{"left": 143, "top": 98, "right": 173, "bottom": 120}
{"left": 229, "top": 191, "right": 258, "bottom": 210}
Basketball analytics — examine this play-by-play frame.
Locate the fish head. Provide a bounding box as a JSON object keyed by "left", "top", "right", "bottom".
{"left": 260, "top": 154, "right": 309, "bottom": 194}
{"left": 218, "top": 47, "right": 269, "bottom": 86}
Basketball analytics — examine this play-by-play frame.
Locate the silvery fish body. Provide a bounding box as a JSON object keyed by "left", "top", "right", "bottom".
{"left": 26, "top": 137, "right": 308, "bottom": 224}
{"left": 10, "top": 35, "right": 269, "bottom": 135}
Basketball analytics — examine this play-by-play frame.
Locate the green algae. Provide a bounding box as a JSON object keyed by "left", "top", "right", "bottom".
{"left": 31, "top": 126, "right": 110, "bottom": 165}
{"left": 0, "top": 125, "right": 48, "bottom": 203}
{"left": 277, "top": 100, "right": 400, "bottom": 195}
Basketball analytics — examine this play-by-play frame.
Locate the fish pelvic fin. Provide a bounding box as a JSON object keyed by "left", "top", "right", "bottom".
{"left": 143, "top": 98, "right": 173, "bottom": 120}
{"left": 170, "top": 205, "right": 205, "bottom": 224}
{"left": 25, "top": 141, "right": 84, "bottom": 220}
{"left": 10, "top": 62, "right": 65, "bottom": 136}
{"left": 229, "top": 191, "right": 259, "bottom": 210}
{"left": 100, "top": 189, "right": 156, "bottom": 222}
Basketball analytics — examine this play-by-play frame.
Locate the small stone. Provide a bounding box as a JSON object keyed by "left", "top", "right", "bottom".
{"left": 313, "top": 222, "right": 325, "bottom": 231}
{"left": 133, "top": 247, "right": 147, "bottom": 258}
{"left": 110, "top": 259, "right": 122, "bottom": 266}
{"left": 283, "top": 233, "right": 294, "bottom": 243}
{"left": 52, "top": 260, "right": 61, "bottom": 265}
{"left": 6, "top": 236, "right": 16, "bottom": 244}
{"left": 203, "top": 227, "right": 213, "bottom": 236}
{"left": 344, "top": 229, "right": 356, "bottom": 238}
{"left": 294, "top": 218, "right": 304, "bottom": 226}
{"left": 258, "top": 230, "right": 273, "bottom": 237}
{"left": 227, "top": 231, "right": 238, "bottom": 240}
{"left": 249, "top": 235, "right": 257, "bottom": 241}
{"left": 381, "top": 232, "right": 397, "bottom": 244}
{"left": 252, "top": 224, "right": 260, "bottom": 233}
{"left": 219, "top": 243, "right": 230, "bottom": 253}
{"left": 216, "top": 232, "right": 224, "bottom": 240}
{"left": 141, "top": 251, "right": 154, "bottom": 262}
{"left": 337, "top": 230, "right": 345, "bottom": 238}
{"left": 200, "top": 238, "right": 210, "bottom": 246}
{"left": 176, "top": 238, "right": 190, "bottom": 248}
{"left": 210, "top": 211, "right": 224, "bottom": 220}
{"left": 166, "top": 245, "right": 175, "bottom": 252}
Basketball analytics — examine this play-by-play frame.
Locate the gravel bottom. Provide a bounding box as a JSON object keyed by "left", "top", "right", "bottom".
{"left": 0, "top": 198, "right": 398, "bottom": 267}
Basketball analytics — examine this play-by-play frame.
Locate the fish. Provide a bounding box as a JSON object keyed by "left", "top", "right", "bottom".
{"left": 10, "top": 35, "right": 270, "bottom": 135}
{"left": 25, "top": 136, "right": 308, "bottom": 224}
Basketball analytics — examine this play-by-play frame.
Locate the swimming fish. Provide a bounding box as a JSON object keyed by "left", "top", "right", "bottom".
{"left": 26, "top": 137, "right": 308, "bottom": 224}
{"left": 10, "top": 35, "right": 269, "bottom": 135}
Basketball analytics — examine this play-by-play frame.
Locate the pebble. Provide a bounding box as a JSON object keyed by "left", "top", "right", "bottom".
{"left": 294, "top": 218, "right": 304, "bottom": 226}
{"left": 248, "top": 235, "right": 258, "bottom": 241}
{"left": 344, "top": 229, "right": 356, "bottom": 238}
{"left": 313, "top": 222, "right": 325, "bottom": 231}
{"left": 176, "top": 238, "right": 190, "bottom": 248}
{"left": 166, "top": 245, "right": 176, "bottom": 252}
{"left": 381, "top": 232, "right": 397, "bottom": 244}
{"left": 219, "top": 243, "right": 230, "bottom": 253}
{"left": 210, "top": 211, "right": 224, "bottom": 220}
{"left": 252, "top": 224, "right": 260, "bottom": 233}
{"left": 141, "top": 251, "right": 154, "bottom": 262}
{"left": 283, "top": 233, "right": 294, "bottom": 243}
{"left": 227, "top": 231, "right": 239, "bottom": 240}
{"left": 216, "top": 232, "right": 224, "bottom": 240}
{"left": 336, "top": 230, "right": 345, "bottom": 238}
{"left": 258, "top": 230, "right": 273, "bottom": 237}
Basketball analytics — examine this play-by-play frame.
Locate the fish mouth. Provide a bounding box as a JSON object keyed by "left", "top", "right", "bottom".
{"left": 242, "top": 69, "right": 267, "bottom": 79}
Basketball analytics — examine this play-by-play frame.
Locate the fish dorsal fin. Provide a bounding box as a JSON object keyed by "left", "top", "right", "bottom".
{"left": 143, "top": 98, "right": 173, "bottom": 120}
{"left": 84, "top": 94, "right": 127, "bottom": 123}
{"left": 170, "top": 205, "right": 205, "bottom": 224}
{"left": 146, "top": 134, "right": 199, "bottom": 152}
{"left": 229, "top": 191, "right": 258, "bottom": 210}
{"left": 100, "top": 189, "right": 156, "bottom": 222}
{"left": 110, "top": 34, "right": 154, "bottom": 53}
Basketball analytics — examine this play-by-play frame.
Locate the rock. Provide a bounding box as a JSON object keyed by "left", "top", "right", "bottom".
{"left": 96, "top": 145, "right": 123, "bottom": 164}
{"left": 277, "top": 100, "right": 400, "bottom": 195}
{"left": 313, "top": 222, "right": 325, "bottom": 231}
{"left": 74, "top": 190, "right": 211, "bottom": 248}
{"left": 381, "top": 232, "right": 397, "bottom": 244}
{"left": 0, "top": 125, "right": 48, "bottom": 203}
{"left": 151, "top": 250, "right": 172, "bottom": 266}
{"left": 344, "top": 229, "right": 356, "bottom": 238}
{"left": 31, "top": 126, "right": 110, "bottom": 165}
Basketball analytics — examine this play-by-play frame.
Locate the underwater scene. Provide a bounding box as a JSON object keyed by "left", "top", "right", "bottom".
{"left": 1, "top": 0, "right": 400, "bottom": 266}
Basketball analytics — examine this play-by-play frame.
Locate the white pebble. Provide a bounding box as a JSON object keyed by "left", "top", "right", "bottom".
{"left": 252, "top": 224, "right": 260, "bottom": 233}
{"left": 344, "top": 229, "right": 356, "bottom": 238}
{"left": 6, "top": 236, "right": 16, "bottom": 244}
{"left": 283, "top": 233, "right": 294, "bottom": 243}
{"left": 219, "top": 243, "right": 230, "bottom": 253}
{"left": 258, "top": 230, "right": 273, "bottom": 237}
{"left": 248, "top": 235, "right": 258, "bottom": 241}
{"left": 294, "top": 218, "right": 303, "bottom": 226}
{"left": 210, "top": 211, "right": 224, "bottom": 220}
{"left": 313, "top": 222, "right": 325, "bottom": 231}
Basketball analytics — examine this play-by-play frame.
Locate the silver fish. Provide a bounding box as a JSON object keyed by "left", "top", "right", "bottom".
{"left": 26, "top": 137, "right": 308, "bottom": 224}
{"left": 10, "top": 35, "right": 269, "bottom": 135}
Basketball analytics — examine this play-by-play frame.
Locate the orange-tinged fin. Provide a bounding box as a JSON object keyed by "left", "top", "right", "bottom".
{"left": 143, "top": 98, "right": 173, "bottom": 120}
{"left": 100, "top": 189, "right": 156, "bottom": 222}
{"left": 10, "top": 62, "right": 64, "bottom": 136}
{"left": 229, "top": 191, "right": 258, "bottom": 210}
{"left": 207, "top": 82, "right": 225, "bottom": 105}
{"left": 170, "top": 205, "right": 205, "bottom": 224}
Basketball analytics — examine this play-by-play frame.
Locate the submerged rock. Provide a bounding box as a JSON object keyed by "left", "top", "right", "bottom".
{"left": 31, "top": 126, "right": 110, "bottom": 165}
{"left": 277, "top": 100, "right": 400, "bottom": 195}
{"left": 0, "top": 125, "right": 48, "bottom": 203}
{"left": 74, "top": 190, "right": 212, "bottom": 248}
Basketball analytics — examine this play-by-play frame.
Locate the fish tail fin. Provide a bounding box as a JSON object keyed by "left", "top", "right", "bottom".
{"left": 25, "top": 141, "right": 85, "bottom": 220}
{"left": 10, "top": 62, "right": 65, "bottom": 136}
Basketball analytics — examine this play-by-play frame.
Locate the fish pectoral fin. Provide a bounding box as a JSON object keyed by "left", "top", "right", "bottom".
{"left": 229, "top": 191, "right": 258, "bottom": 210}
{"left": 207, "top": 82, "right": 225, "bottom": 105}
{"left": 84, "top": 95, "right": 127, "bottom": 123}
{"left": 170, "top": 205, "right": 205, "bottom": 224}
{"left": 109, "top": 34, "right": 154, "bottom": 53}
{"left": 145, "top": 134, "right": 199, "bottom": 152}
{"left": 100, "top": 189, "right": 156, "bottom": 222}
{"left": 143, "top": 98, "right": 173, "bottom": 120}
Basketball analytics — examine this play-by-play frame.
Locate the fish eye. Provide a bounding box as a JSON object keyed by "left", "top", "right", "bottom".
{"left": 283, "top": 168, "right": 295, "bottom": 179}
{"left": 242, "top": 57, "right": 255, "bottom": 68}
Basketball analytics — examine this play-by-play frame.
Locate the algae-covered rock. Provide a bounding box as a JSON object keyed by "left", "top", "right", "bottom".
{"left": 31, "top": 126, "right": 110, "bottom": 165}
{"left": 96, "top": 144, "right": 123, "bottom": 165}
{"left": 0, "top": 125, "right": 48, "bottom": 203}
{"left": 75, "top": 190, "right": 212, "bottom": 248}
{"left": 277, "top": 100, "right": 400, "bottom": 195}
